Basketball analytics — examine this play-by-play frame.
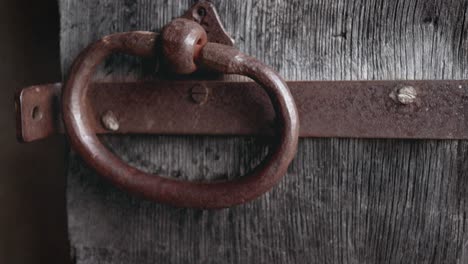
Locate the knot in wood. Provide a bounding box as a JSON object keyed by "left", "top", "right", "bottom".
{"left": 161, "top": 18, "right": 208, "bottom": 74}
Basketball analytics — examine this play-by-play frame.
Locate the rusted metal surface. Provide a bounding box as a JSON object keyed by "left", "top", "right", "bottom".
{"left": 60, "top": 23, "right": 299, "bottom": 208}
{"left": 161, "top": 19, "right": 208, "bottom": 74}
{"left": 17, "top": 80, "right": 468, "bottom": 142}
{"left": 16, "top": 0, "right": 468, "bottom": 209}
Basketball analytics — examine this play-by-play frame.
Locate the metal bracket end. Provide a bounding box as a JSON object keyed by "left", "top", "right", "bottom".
{"left": 15, "top": 84, "right": 62, "bottom": 143}
{"left": 182, "top": 0, "right": 234, "bottom": 46}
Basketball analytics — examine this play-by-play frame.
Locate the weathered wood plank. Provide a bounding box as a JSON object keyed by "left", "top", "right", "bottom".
{"left": 60, "top": 0, "right": 468, "bottom": 263}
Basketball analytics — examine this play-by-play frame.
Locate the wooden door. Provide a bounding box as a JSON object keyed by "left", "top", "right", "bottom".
{"left": 61, "top": 1, "right": 468, "bottom": 263}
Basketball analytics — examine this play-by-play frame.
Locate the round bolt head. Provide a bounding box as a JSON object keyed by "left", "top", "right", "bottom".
{"left": 101, "top": 110, "right": 119, "bottom": 131}
{"left": 397, "top": 86, "right": 417, "bottom": 104}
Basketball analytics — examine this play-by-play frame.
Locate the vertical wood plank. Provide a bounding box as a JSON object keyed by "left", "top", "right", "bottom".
{"left": 60, "top": 0, "right": 468, "bottom": 263}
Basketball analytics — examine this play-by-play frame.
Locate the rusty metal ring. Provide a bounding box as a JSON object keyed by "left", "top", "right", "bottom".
{"left": 62, "top": 31, "right": 299, "bottom": 208}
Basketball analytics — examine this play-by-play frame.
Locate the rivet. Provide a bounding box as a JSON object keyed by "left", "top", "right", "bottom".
{"left": 396, "top": 86, "right": 417, "bottom": 104}
{"left": 101, "top": 110, "right": 119, "bottom": 131}
{"left": 190, "top": 84, "right": 209, "bottom": 105}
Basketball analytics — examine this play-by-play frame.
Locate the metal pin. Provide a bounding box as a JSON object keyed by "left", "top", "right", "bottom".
{"left": 101, "top": 110, "right": 119, "bottom": 131}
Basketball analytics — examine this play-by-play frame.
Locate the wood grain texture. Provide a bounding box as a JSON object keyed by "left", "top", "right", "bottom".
{"left": 60, "top": 0, "right": 468, "bottom": 263}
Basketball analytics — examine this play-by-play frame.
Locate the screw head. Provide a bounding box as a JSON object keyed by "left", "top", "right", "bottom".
{"left": 397, "top": 86, "right": 417, "bottom": 104}
{"left": 101, "top": 110, "right": 119, "bottom": 131}
{"left": 190, "top": 84, "right": 209, "bottom": 105}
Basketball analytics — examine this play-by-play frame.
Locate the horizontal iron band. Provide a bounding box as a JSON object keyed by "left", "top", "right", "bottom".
{"left": 16, "top": 80, "right": 468, "bottom": 142}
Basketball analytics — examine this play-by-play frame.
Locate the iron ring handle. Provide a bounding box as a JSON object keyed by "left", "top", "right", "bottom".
{"left": 62, "top": 26, "right": 299, "bottom": 208}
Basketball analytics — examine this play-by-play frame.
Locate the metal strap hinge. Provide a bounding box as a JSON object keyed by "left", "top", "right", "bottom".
{"left": 16, "top": 80, "right": 468, "bottom": 142}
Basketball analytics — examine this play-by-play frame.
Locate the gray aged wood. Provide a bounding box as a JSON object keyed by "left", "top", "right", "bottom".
{"left": 60, "top": 0, "right": 468, "bottom": 263}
